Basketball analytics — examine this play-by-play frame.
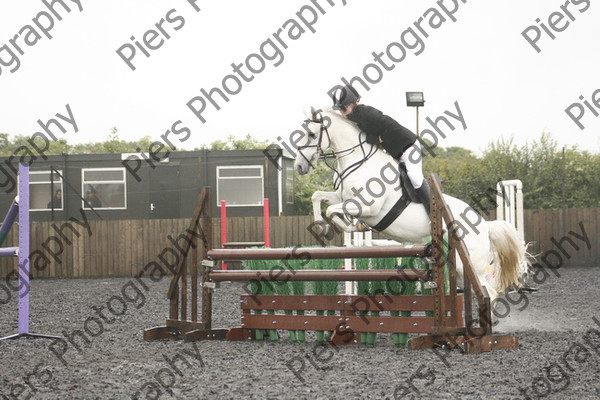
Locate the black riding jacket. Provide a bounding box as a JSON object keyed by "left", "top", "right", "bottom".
{"left": 346, "top": 104, "right": 417, "bottom": 159}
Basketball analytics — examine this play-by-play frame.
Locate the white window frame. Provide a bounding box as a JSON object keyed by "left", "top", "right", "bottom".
{"left": 29, "top": 170, "right": 64, "bottom": 212}
{"left": 81, "top": 167, "right": 127, "bottom": 210}
{"left": 216, "top": 165, "right": 264, "bottom": 207}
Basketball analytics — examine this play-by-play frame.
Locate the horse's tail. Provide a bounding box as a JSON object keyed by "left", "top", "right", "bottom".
{"left": 487, "top": 220, "right": 528, "bottom": 292}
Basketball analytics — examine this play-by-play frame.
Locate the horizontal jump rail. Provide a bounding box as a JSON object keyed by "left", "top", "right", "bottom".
{"left": 239, "top": 294, "right": 464, "bottom": 312}
{"left": 242, "top": 314, "right": 438, "bottom": 334}
{"left": 207, "top": 244, "right": 431, "bottom": 261}
{"left": 0, "top": 246, "right": 18, "bottom": 257}
{"left": 222, "top": 242, "right": 265, "bottom": 248}
{"left": 209, "top": 268, "right": 430, "bottom": 282}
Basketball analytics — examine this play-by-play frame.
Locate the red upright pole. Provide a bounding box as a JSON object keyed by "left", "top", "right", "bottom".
{"left": 220, "top": 200, "right": 227, "bottom": 271}
{"left": 263, "top": 198, "right": 270, "bottom": 248}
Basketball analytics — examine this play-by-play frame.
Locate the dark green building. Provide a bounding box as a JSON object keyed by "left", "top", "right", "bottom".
{"left": 0, "top": 149, "right": 296, "bottom": 221}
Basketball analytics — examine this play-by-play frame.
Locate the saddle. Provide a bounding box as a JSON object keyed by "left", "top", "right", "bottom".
{"left": 398, "top": 162, "right": 420, "bottom": 203}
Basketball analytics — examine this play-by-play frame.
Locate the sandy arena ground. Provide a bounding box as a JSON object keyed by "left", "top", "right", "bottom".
{"left": 1, "top": 265, "right": 599, "bottom": 400}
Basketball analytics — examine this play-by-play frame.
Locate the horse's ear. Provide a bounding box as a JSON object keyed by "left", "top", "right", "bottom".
{"left": 310, "top": 106, "right": 323, "bottom": 121}
{"left": 302, "top": 105, "right": 313, "bottom": 118}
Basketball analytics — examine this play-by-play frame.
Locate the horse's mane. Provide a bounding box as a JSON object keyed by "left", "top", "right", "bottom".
{"left": 318, "top": 106, "right": 363, "bottom": 134}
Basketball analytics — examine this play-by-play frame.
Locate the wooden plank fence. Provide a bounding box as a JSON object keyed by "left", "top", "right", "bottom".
{"left": 0, "top": 208, "right": 598, "bottom": 279}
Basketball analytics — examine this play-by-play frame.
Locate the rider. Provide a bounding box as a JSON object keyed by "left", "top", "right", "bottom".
{"left": 331, "top": 85, "right": 431, "bottom": 216}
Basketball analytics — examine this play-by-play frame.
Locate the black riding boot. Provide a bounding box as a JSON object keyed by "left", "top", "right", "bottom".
{"left": 415, "top": 180, "right": 431, "bottom": 217}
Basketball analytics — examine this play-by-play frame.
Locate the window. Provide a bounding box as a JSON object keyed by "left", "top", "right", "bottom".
{"left": 30, "top": 170, "right": 64, "bottom": 212}
{"left": 285, "top": 163, "right": 294, "bottom": 204}
{"left": 82, "top": 168, "right": 126, "bottom": 209}
{"left": 217, "top": 166, "right": 264, "bottom": 206}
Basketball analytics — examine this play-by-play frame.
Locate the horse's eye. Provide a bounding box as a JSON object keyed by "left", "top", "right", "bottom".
{"left": 308, "top": 132, "right": 317, "bottom": 139}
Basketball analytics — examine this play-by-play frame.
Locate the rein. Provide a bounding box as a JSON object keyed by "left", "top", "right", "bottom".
{"left": 300, "top": 112, "right": 378, "bottom": 190}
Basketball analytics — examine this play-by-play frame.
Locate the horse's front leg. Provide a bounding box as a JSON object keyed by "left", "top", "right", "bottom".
{"left": 325, "top": 194, "right": 383, "bottom": 233}
{"left": 311, "top": 191, "right": 341, "bottom": 240}
{"left": 311, "top": 191, "right": 357, "bottom": 238}
{"left": 311, "top": 191, "right": 341, "bottom": 220}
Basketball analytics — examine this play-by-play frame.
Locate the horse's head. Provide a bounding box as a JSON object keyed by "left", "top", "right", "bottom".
{"left": 294, "top": 107, "right": 332, "bottom": 175}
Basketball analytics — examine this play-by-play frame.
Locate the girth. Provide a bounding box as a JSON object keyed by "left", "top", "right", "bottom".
{"left": 370, "top": 192, "right": 412, "bottom": 232}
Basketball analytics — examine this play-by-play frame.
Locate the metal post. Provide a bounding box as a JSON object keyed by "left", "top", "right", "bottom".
{"left": 416, "top": 106, "right": 420, "bottom": 138}
{"left": 220, "top": 200, "right": 227, "bottom": 270}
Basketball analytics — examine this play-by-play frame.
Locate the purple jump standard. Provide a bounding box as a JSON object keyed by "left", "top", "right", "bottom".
{"left": 0, "top": 163, "right": 62, "bottom": 341}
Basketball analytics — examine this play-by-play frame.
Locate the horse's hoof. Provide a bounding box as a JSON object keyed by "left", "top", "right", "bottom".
{"left": 518, "top": 285, "right": 539, "bottom": 293}
{"left": 356, "top": 221, "right": 370, "bottom": 232}
{"left": 508, "top": 284, "right": 539, "bottom": 294}
{"left": 323, "top": 224, "right": 335, "bottom": 241}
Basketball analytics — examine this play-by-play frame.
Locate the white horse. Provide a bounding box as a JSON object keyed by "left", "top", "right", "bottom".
{"left": 294, "top": 107, "right": 528, "bottom": 303}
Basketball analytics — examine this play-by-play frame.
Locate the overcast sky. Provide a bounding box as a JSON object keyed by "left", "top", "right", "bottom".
{"left": 1, "top": 0, "right": 599, "bottom": 155}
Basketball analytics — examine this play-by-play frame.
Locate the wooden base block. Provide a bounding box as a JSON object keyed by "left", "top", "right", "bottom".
{"left": 463, "top": 335, "right": 519, "bottom": 354}
{"left": 329, "top": 330, "right": 359, "bottom": 345}
{"left": 224, "top": 327, "right": 253, "bottom": 341}
{"left": 184, "top": 328, "right": 230, "bottom": 342}
{"left": 144, "top": 326, "right": 185, "bottom": 341}
{"left": 144, "top": 320, "right": 210, "bottom": 341}
{"left": 408, "top": 335, "right": 463, "bottom": 351}
{"left": 408, "top": 334, "right": 519, "bottom": 354}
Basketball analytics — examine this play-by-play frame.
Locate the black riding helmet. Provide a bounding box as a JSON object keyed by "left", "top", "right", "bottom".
{"left": 332, "top": 85, "right": 360, "bottom": 110}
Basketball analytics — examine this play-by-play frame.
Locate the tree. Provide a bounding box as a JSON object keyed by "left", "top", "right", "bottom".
{"left": 103, "top": 127, "right": 131, "bottom": 154}
{"left": 293, "top": 131, "right": 599, "bottom": 215}
{"left": 0, "top": 133, "right": 11, "bottom": 154}
{"left": 0, "top": 127, "right": 596, "bottom": 210}
{"left": 480, "top": 132, "right": 599, "bottom": 208}
{"left": 1, "top": 134, "right": 73, "bottom": 155}
{"left": 199, "top": 134, "right": 271, "bottom": 151}
{"left": 423, "top": 145, "right": 496, "bottom": 212}
{"left": 294, "top": 160, "right": 335, "bottom": 215}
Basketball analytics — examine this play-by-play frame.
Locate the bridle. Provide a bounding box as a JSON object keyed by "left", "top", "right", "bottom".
{"left": 297, "top": 110, "right": 379, "bottom": 190}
